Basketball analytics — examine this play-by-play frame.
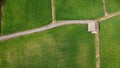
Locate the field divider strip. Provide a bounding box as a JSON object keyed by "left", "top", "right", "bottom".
{"left": 96, "top": 11, "right": 120, "bottom": 22}
{"left": 103, "top": 0, "right": 108, "bottom": 16}
{"left": 0, "top": 0, "right": 5, "bottom": 35}
{"left": 95, "top": 32, "right": 100, "bottom": 68}
{"left": 0, "top": 1, "right": 2, "bottom": 34}
{"left": 51, "top": 0, "right": 56, "bottom": 23}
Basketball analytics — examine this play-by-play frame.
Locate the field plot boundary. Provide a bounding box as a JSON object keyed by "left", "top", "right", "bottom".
{"left": 96, "top": 11, "right": 120, "bottom": 22}
{"left": 95, "top": 33, "right": 100, "bottom": 68}
{"left": 51, "top": 0, "right": 56, "bottom": 23}
{"left": 0, "top": 2, "right": 2, "bottom": 34}
{"left": 0, "top": 0, "right": 5, "bottom": 35}
{"left": 102, "top": 0, "right": 108, "bottom": 16}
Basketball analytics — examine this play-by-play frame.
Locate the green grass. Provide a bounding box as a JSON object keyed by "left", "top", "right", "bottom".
{"left": 2, "top": 0, "right": 52, "bottom": 34}
{"left": 100, "top": 15, "right": 120, "bottom": 68}
{"left": 55, "top": 0, "right": 104, "bottom": 20}
{"left": 0, "top": 25, "right": 95, "bottom": 68}
{"left": 106, "top": 0, "right": 120, "bottom": 13}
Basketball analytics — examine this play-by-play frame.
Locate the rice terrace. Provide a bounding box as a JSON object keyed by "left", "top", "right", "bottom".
{"left": 0, "top": 0, "right": 120, "bottom": 68}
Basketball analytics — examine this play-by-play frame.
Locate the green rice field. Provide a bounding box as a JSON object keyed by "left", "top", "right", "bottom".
{"left": 2, "top": 0, "right": 52, "bottom": 34}
{"left": 106, "top": 0, "right": 120, "bottom": 13}
{"left": 0, "top": 25, "right": 95, "bottom": 68}
{"left": 100, "top": 15, "right": 120, "bottom": 68}
{"left": 55, "top": 0, "right": 104, "bottom": 20}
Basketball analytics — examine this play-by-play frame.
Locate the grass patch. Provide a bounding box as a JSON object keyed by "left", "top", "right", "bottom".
{"left": 100, "top": 15, "right": 120, "bottom": 68}
{"left": 2, "top": 0, "right": 52, "bottom": 34}
{"left": 106, "top": 0, "right": 120, "bottom": 13}
{"left": 55, "top": 0, "right": 104, "bottom": 20}
{"left": 0, "top": 25, "right": 95, "bottom": 68}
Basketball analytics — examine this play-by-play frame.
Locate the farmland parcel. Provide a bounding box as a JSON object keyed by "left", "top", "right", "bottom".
{"left": 55, "top": 0, "right": 104, "bottom": 20}
{"left": 0, "top": 25, "right": 95, "bottom": 68}
{"left": 2, "top": 0, "right": 52, "bottom": 34}
{"left": 100, "top": 15, "right": 120, "bottom": 68}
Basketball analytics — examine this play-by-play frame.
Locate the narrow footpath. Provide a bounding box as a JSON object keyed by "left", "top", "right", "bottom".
{"left": 95, "top": 32, "right": 100, "bottom": 68}
{"left": 51, "top": 0, "right": 56, "bottom": 23}
{"left": 103, "top": 0, "right": 108, "bottom": 16}
{"left": 97, "top": 10, "right": 120, "bottom": 22}
{"left": 0, "top": 0, "right": 4, "bottom": 35}
{"left": 95, "top": 0, "right": 107, "bottom": 67}
{"left": 0, "top": 1, "right": 2, "bottom": 34}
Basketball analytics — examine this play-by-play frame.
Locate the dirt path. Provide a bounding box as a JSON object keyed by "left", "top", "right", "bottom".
{"left": 0, "top": 2, "right": 2, "bottom": 34}
{"left": 51, "top": 0, "right": 56, "bottom": 23}
{"left": 0, "top": 1, "right": 2, "bottom": 34}
{"left": 0, "top": 20, "right": 95, "bottom": 41}
{"left": 103, "top": 0, "right": 108, "bottom": 16}
{"left": 95, "top": 32, "right": 100, "bottom": 68}
{"left": 94, "top": 0, "right": 107, "bottom": 67}
{"left": 0, "top": 0, "right": 4, "bottom": 35}
{"left": 96, "top": 10, "right": 120, "bottom": 22}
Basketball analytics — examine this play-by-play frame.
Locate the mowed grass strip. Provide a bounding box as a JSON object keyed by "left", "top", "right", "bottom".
{"left": 100, "top": 15, "right": 120, "bottom": 68}
{"left": 2, "top": 0, "right": 52, "bottom": 34}
{"left": 0, "top": 25, "right": 95, "bottom": 68}
{"left": 106, "top": 0, "right": 120, "bottom": 13}
{"left": 55, "top": 0, "right": 104, "bottom": 20}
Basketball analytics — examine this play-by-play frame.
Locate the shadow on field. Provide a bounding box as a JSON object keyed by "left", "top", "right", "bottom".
{"left": 0, "top": 0, "right": 5, "bottom": 35}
